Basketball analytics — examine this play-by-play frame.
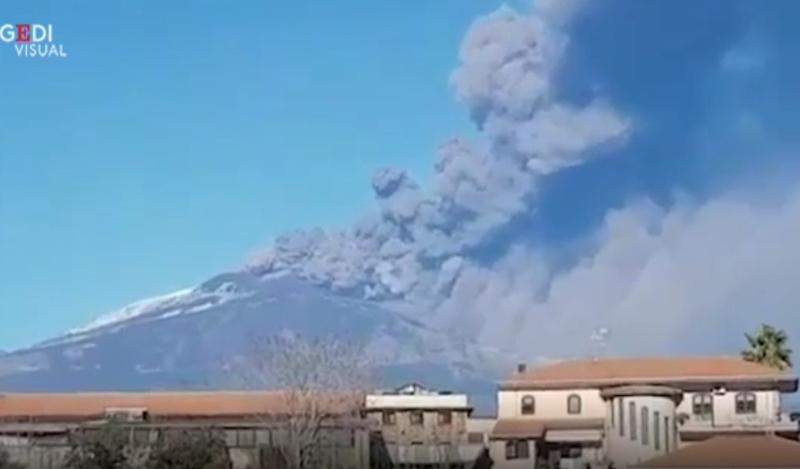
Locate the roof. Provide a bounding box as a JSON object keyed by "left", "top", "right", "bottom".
{"left": 504, "top": 357, "right": 797, "bottom": 391}
{"left": 636, "top": 435, "right": 800, "bottom": 468}
{"left": 490, "top": 418, "right": 604, "bottom": 440}
{"left": 0, "top": 391, "right": 359, "bottom": 422}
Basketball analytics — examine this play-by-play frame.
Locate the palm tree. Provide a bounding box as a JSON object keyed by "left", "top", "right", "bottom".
{"left": 741, "top": 324, "right": 793, "bottom": 370}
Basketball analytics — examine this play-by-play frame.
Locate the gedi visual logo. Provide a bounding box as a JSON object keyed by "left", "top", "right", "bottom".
{"left": 0, "top": 23, "right": 68, "bottom": 58}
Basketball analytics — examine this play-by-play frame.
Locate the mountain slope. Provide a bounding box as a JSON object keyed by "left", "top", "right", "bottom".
{"left": 0, "top": 272, "right": 498, "bottom": 409}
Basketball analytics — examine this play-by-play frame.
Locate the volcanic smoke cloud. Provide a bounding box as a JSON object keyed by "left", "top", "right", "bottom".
{"left": 251, "top": 4, "right": 629, "bottom": 306}
{"left": 251, "top": 1, "right": 800, "bottom": 360}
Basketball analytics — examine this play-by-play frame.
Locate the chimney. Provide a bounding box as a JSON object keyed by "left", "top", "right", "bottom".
{"left": 517, "top": 363, "right": 527, "bottom": 373}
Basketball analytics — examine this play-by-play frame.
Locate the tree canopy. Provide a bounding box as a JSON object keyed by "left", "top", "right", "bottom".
{"left": 145, "top": 429, "right": 230, "bottom": 469}
{"left": 742, "top": 323, "right": 793, "bottom": 371}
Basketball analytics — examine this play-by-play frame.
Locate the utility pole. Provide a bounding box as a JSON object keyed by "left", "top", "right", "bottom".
{"left": 590, "top": 328, "right": 610, "bottom": 362}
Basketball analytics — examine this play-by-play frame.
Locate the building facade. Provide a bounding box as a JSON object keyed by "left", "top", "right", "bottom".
{"left": 364, "top": 383, "right": 488, "bottom": 468}
{"left": 489, "top": 357, "right": 799, "bottom": 469}
{"left": 0, "top": 391, "right": 371, "bottom": 469}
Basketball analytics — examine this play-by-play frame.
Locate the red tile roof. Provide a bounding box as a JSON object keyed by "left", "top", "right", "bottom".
{"left": 0, "top": 391, "right": 356, "bottom": 421}
{"left": 504, "top": 357, "right": 796, "bottom": 390}
{"left": 637, "top": 435, "right": 800, "bottom": 468}
{"left": 490, "top": 418, "right": 604, "bottom": 440}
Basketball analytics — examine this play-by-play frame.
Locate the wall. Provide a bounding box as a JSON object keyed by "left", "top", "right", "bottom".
{"left": 605, "top": 395, "right": 676, "bottom": 469}
{"left": 676, "top": 390, "right": 781, "bottom": 428}
{"left": 498, "top": 389, "right": 606, "bottom": 420}
{"left": 366, "top": 394, "right": 469, "bottom": 410}
{"left": 466, "top": 417, "right": 496, "bottom": 447}
{"left": 365, "top": 409, "right": 469, "bottom": 445}
{"left": 489, "top": 439, "right": 535, "bottom": 469}
{"left": 0, "top": 423, "right": 370, "bottom": 469}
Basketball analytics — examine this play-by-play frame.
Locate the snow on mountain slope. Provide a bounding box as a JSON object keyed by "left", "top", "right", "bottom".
{"left": 69, "top": 288, "right": 196, "bottom": 335}
{"left": 45, "top": 275, "right": 260, "bottom": 348}
{"left": 0, "top": 272, "right": 500, "bottom": 410}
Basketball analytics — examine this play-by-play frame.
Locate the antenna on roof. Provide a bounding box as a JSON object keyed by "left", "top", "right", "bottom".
{"left": 590, "top": 328, "right": 610, "bottom": 362}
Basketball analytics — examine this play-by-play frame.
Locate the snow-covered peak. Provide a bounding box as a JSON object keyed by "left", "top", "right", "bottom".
{"left": 69, "top": 288, "right": 196, "bottom": 335}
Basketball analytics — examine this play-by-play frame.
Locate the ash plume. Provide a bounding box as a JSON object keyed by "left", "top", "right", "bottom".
{"left": 250, "top": 4, "right": 629, "bottom": 306}
{"left": 250, "top": 0, "right": 800, "bottom": 361}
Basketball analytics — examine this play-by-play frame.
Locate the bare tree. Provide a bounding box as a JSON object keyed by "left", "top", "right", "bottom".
{"left": 236, "top": 334, "right": 373, "bottom": 469}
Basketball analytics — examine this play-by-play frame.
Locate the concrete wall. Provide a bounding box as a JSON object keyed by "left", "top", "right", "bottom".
{"left": 1, "top": 424, "right": 370, "bottom": 469}
{"left": 2, "top": 445, "right": 69, "bottom": 469}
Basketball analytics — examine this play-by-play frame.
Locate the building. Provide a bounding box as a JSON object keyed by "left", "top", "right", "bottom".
{"left": 0, "top": 391, "right": 371, "bottom": 469}
{"left": 635, "top": 434, "right": 800, "bottom": 468}
{"left": 364, "top": 383, "right": 488, "bottom": 468}
{"left": 489, "top": 356, "right": 799, "bottom": 469}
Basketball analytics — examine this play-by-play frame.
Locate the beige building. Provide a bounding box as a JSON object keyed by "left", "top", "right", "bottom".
{"left": 489, "top": 357, "right": 799, "bottom": 469}
{"left": 364, "top": 383, "right": 488, "bottom": 468}
{"left": 0, "top": 391, "right": 371, "bottom": 469}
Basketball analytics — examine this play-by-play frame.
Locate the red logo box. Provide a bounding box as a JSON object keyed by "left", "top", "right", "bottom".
{"left": 16, "top": 24, "right": 31, "bottom": 42}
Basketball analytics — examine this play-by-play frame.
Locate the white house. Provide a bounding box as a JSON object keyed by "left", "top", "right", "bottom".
{"left": 489, "top": 356, "right": 799, "bottom": 469}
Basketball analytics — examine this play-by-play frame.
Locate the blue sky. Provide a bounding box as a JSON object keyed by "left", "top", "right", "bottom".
{"left": 0, "top": 0, "right": 521, "bottom": 348}
{"left": 2, "top": 0, "right": 800, "bottom": 352}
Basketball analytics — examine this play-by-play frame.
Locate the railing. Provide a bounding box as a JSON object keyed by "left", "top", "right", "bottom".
{"left": 679, "top": 412, "right": 797, "bottom": 432}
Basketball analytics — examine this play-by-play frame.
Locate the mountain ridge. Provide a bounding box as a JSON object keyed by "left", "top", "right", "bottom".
{"left": 0, "top": 272, "right": 501, "bottom": 411}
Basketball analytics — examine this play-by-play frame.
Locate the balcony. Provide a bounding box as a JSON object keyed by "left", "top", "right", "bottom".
{"left": 678, "top": 412, "right": 798, "bottom": 435}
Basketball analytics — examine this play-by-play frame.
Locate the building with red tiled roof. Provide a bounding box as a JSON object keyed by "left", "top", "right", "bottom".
{"left": 502, "top": 356, "right": 796, "bottom": 391}
{"left": 0, "top": 391, "right": 370, "bottom": 469}
{"left": 635, "top": 434, "right": 800, "bottom": 468}
{"left": 489, "top": 356, "right": 800, "bottom": 469}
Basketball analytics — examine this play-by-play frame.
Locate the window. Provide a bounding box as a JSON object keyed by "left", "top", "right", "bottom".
{"left": 505, "top": 440, "right": 530, "bottom": 460}
{"left": 521, "top": 395, "right": 535, "bottom": 415}
{"left": 561, "top": 446, "right": 582, "bottom": 458}
{"left": 567, "top": 394, "right": 582, "bottom": 415}
{"left": 664, "top": 417, "right": 670, "bottom": 452}
{"left": 437, "top": 410, "right": 452, "bottom": 425}
{"left": 735, "top": 392, "right": 757, "bottom": 414}
{"left": 618, "top": 399, "right": 625, "bottom": 437}
{"left": 692, "top": 393, "right": 713, "bottom": 420}
{"left": 224, "top": 430, "right": 237, "bottom": 447}
{"left": 641, "top": 406, "right": 650, "bottom": 445}
{"left": 629, "top": 401, "right": 637, "bottom": 441}
{"left": 654, "top": 411, "right": 661, "bottom": 451}
{"left": 382, "top": 410, "right": 396, "bottom": 425}
{"left": 256, "top": 429, "right": 271, "bottom": 446}
{"left": 237, "top": 429, "right": 256, "bottom": 447}
{"left": 410, "top": 410, "right": 424, "bottom": 425}
{"left": 467, "top": 432, "right": 484, "bottom": 444}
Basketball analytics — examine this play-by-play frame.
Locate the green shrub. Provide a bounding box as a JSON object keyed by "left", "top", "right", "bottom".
{"left": 146, "top": 429, "right": 230, "bottom": 469}
{"left": 63, "top": 425, "right": 131, "bottom": 469}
